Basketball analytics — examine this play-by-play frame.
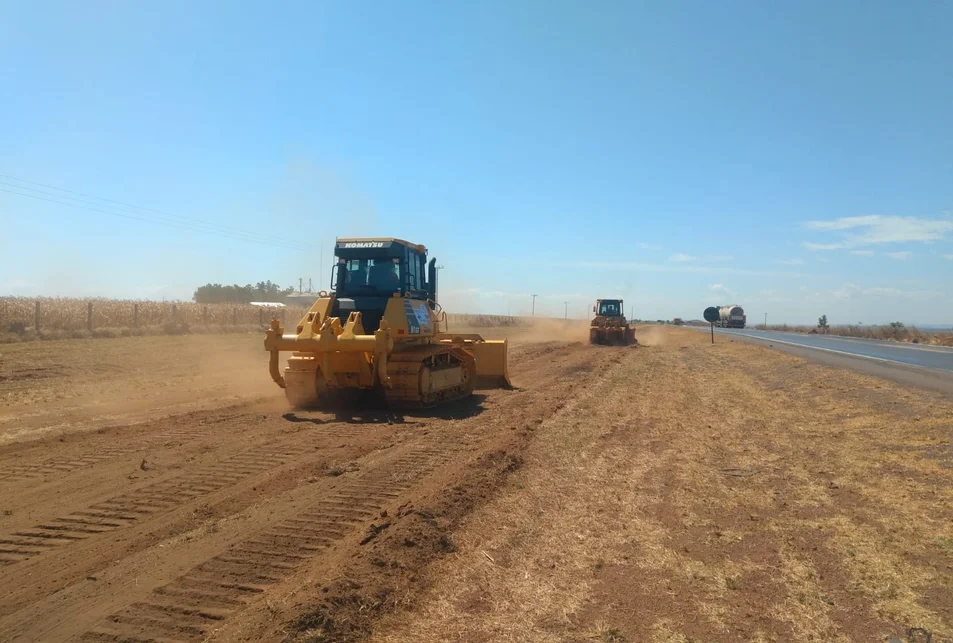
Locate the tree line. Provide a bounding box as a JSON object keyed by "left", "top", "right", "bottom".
{"left": 193, "top": 281, "right": 296, "bottom": 303}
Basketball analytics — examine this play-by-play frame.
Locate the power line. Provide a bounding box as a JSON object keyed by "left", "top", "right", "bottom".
{"left": 0, "top": 174, "right": 312, "bottom": 251}
{"left": 0, "top": 173, "right": 302, "bottom": 244}
{"left": 0, "top": 176, "right": 308, "bottom": 248}
{"left": 1, "top": 186, "right": 311, "bottom": 251}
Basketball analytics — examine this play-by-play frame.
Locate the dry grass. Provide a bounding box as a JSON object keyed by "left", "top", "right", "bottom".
{"left": 0, "top": 296, "right": 544, "bottom": 344}
{"left": 0, "top": 296, "right": 311, "bottom": 334}
{"left": 369, "top": 328, "right": 953, "bottom": 642}
{"left": 761, "top": 323, "right": 953, "bottom": 346}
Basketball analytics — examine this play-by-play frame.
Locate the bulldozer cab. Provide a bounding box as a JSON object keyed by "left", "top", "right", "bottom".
{"left": 333, "top": 238, "right": 434, "bottom": 302}
{"left": 331, "top": 238, "right": 438, "bottom": 332}
{"left": 596, "top": 299, "right": 624, "bottom": 318}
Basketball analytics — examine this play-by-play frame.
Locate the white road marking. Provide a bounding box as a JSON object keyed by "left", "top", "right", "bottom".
{"left": 725, "top": 331, "right": 951, "bottom": 374}
{"left": 735, "top": 329, "right": 953, "bottom": 355}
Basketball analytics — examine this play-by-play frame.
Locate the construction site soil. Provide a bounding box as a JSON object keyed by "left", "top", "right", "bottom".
{"left": 1, "top": 325, "right": 951, "bottom": 642}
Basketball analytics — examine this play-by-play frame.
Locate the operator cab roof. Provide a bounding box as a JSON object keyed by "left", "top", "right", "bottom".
{"left": 335, "top": 238, "right": 427, "bottom": 254}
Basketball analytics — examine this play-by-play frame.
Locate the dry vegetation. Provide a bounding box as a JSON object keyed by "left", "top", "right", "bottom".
{"left": 370, "top": 328, "right": 953, "bottom": 642}
{"left": 4, "top": 319, "right": 951, "bottom": 641}
{"left": 0, "top": 296, "right": 537, "bottom": 343}
{"left": 0, "top": 296, "right": 313, "bottom": 342}
{"left": 762, "top": 323, "right": 953, "bottom": 346}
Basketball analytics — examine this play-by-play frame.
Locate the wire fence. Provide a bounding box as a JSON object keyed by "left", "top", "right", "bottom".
{"left": 0, "top": 297, "right": 312, "bottom": 332}
{"left": 0, "top": 297, "right": 530, "bottom": 334}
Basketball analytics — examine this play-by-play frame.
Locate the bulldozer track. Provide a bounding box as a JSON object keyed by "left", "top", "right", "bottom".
{"left": 0, "top": 425, "right": 225, "bottom": 483}
{"left": 0, "top": 448, "right": 139, "bottom": 482}
{"left": 0, "top": 338, "right": 604, "bottom": 642}
{"left": 79, "top": 444, "right": 456, "bottom": 642}
{"left": 0, "top": 446, "right": 297, "bottom": 567}
{"left": 0, "top": 415, "right": 379, "bottom": 484}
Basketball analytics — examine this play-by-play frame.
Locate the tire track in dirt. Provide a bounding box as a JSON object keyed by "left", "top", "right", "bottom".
{"left": 0, "top": 339, "right": 606, "bottom": 642}
{"left": 0, "top": 405, "right": 394, "bottom": 485}
{"left": 0, "top": 417, "right": 392, "bottom": 568}
{"left": 0, "top": 446, "right": 295, "bottom": 566}
{"left": 75, "top": 343, "right": 607, "bottom": 642}
{"left": 0, "top": 423, "right": 239, "bottom": 482}
{"left": 78, "top": 444, "right": 458, "bottom": 642}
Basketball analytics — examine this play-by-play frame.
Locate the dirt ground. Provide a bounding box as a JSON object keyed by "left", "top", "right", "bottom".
{"left": 1, "top": 325, "right": 951, "bottom": 642}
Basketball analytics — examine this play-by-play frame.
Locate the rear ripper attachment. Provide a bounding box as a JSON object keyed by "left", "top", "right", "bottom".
{"left": 264, "top": 237, "right": 511, "bottom": 410}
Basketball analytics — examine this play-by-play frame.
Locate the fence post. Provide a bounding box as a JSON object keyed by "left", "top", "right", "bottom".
{"left": 35, "top": 300, "right": 40, "bottom": 331}
{"left": 87, "top": 301, "right": 93, "bottom": 331}
{"left": 133, "top": 303, "right": 139, "bottom": 328}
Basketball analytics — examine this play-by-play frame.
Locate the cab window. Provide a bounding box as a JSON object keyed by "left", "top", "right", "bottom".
{"left": 407, "top": 250, "right": 418, "bottom": 289}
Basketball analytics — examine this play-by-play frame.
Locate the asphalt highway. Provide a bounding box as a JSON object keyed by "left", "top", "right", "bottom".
{"left": 719, "top": 328, "right": 953, "bottom": 372}
{"left": 687, "top": 326, "right": 953, "bottom": 395}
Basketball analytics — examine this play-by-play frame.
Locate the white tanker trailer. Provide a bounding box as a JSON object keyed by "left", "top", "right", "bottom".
{"left": 717, "top": 305, "right": 746, "bottom": 328}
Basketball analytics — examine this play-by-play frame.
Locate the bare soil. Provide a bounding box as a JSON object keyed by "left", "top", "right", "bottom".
{"left": 1, "top": 326, "right": 951, "bottom": 642}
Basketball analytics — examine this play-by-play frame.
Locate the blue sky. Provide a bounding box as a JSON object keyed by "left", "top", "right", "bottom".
{"left": 1, "top": 0, "right": 951, "bottom": 324}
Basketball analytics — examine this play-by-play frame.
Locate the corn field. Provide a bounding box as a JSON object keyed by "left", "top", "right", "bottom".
{"left": 445, "top": 314, "right": 526, "bottom": 328}
{"left": 0, "top": 297, "right": 311, "bottom": 332}
{"left": 0, "top": 297, "right": 529, "bottom": 335}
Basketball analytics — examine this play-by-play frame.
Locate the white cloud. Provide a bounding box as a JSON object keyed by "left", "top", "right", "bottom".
{"left": 569, "top": 260, "right": 804, "bottom": 278}
{"left": 945, "top": 254, "right": 953, "bottom": 260}
{"left": 885, "top": 251, "right": 911, "bottom": 260}
{"left": 812, "top": 283, "right": 941, "bottom": 302}
{"left": 709, "top": 283, "right": 733, "bottom": 297}
{"left": 804, "top": 242, "right": 845, "bottom": 251}
{"left": 849, "top": 250, "right": 874, "bottom": 256}
{"left": 829, "top": 283, "right": 862, "bottom": 300}
{"left": 802, "top": 214, "right": 953, "bottom": 250}
{"left": 863, "top": 286, "right": 939, "bottom": 299}
{"left": 668, "top": 253, "right": 698, "bottom": 263}
{"left": 637, "top": 242, "right": 662, "bottom": 250}
{"left": 668, "top": 253, "right": 734, "bottom": 263}
{"left": 752, "top": 288, "right": 794, "bottom": 303}
{"left": 776, "top": 258, "right": 804, "bottom": 265}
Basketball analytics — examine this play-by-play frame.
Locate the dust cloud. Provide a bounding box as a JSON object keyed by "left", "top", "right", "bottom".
{"left": 635, "top": 325, "right": 667, "bottom": 346}
{"left": 0, "top": 334, "right": 282, "bottom": 444}
{"left": 517, "top": 318, "right": 590, "bottom": 343}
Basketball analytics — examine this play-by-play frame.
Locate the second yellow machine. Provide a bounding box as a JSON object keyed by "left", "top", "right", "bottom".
{"left": 265, "top": 238, "right": 511, "bottom": 409}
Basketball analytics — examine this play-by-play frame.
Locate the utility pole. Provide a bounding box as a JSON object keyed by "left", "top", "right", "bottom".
{"left": 764, "top": 313, "right": 767, "bottom": 329}
{"left": 531, "top": 294, "right": 538, "bottom": 317}
{"left": 564, "top": 301, "right": 568, "bottom": 319}
{"left": 308, "top": 278, "right": 312, "bottom": 293}
{"left": 298, "top": 277, "right": 303, "bottom": 294}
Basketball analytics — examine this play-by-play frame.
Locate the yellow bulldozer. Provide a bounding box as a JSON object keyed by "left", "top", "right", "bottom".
{"left": 589, "top": 298, "right": 637, "bottom": 345}
{"left": 264, "top": 238, "right": 512, "bottom": 409}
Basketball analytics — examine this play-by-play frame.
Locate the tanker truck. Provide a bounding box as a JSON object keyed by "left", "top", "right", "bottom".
{"left": 717, "top": 305, "right": 746, "bottom": 328}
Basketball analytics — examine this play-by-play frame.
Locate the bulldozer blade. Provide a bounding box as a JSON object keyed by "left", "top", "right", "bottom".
{"left": 471, "top": 339, "right": 513, "bottom": 389}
